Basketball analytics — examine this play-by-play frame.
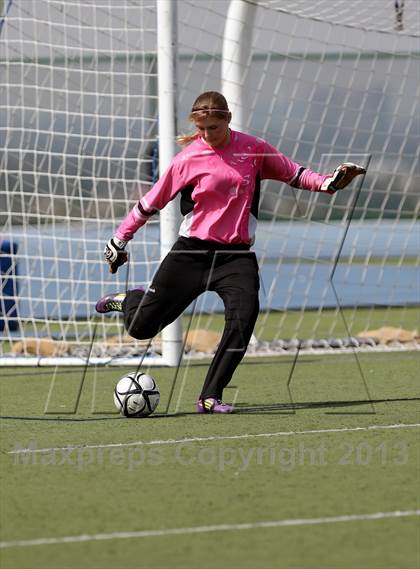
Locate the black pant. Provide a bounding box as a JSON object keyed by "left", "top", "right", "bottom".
{"left": 122, "top": 237, "right": 260, "bottom": 400}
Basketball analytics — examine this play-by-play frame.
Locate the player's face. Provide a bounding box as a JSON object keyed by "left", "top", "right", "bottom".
{"left": 194, "top": 116, "right": 230, "bottom": 148}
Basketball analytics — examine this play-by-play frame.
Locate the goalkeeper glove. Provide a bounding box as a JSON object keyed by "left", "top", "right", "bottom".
{"left": 321, "top": 162, "right": 366, "bottom": 193}
{"left": 104, "top": 237, "right": 128, "bottom": 274}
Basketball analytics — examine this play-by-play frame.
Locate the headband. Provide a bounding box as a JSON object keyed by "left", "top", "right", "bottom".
{"left": 190, "top": 108, "right": 230, "bottom": 114}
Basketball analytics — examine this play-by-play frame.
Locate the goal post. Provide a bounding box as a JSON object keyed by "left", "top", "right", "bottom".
{"left": 221, "top": 0, "right": 257, "bottom": 131}
{"left": 157, "top": 0, "right": 183, "bottom": 367}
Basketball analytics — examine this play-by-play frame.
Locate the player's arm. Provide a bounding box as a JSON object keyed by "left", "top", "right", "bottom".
{"left": 290, "top": 162, "right": 366, "bottom": 193}
{"left": 104, "top": 162, "right": 186, "bottom": 274}
{"left": 259, "top": 141, "right": 365, "bottom": 192}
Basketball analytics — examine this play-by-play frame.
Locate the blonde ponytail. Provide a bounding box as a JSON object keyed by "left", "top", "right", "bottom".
{"left": 176, "top": 131, "right": 200, "bottom": 147}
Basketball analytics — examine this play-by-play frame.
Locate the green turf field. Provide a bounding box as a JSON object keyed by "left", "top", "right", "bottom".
{"left": 1, "top": 351, "right": 419, "bottom": 569}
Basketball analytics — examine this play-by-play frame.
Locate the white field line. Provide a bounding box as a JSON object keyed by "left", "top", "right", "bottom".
{"left": 8, "top": 422, "right": 420, "bottom": 455}
{"left": 1, "top": 510, "right": 419, "bottom": 549}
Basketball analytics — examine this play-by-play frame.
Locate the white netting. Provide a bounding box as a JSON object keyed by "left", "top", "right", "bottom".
{"left": 256, "top": 0, "right": 419, "bottom": 35}
{"left": 1, "top": 0, "right": 160, "bottom": 359}
{"left": 177, "top": 0, "right": 419, "bottom": 348}
{"left": 1, "top": 0, "right": 419, "bottom": 364}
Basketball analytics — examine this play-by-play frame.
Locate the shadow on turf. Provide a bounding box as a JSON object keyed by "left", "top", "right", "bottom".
{"left": 0, "top": 415, "right": 122, "bottom": 422}
{"left": 235, "top": 396, "right": 420, "bottom": 414}
{"left": 0, "top": 414, "right": 187, "bottom": 422}
{"left": 1, "top": 396, "right": 419, "bottom": 421}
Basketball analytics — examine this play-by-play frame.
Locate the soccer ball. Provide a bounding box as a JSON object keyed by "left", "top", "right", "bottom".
{"left": 114, "top": 372, "right": 160, "bottom": 418}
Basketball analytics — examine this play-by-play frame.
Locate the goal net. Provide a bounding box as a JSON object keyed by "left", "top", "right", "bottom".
{"left": 177, "top": 0, "right": 419, "bottom": 355}
{"left": 1, "top": 0, "right": 161, "bottom": 364}
{"left": 1, "top": 0, "right": 418, "bottom": 365}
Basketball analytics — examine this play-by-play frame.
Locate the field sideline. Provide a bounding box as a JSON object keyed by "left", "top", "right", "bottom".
{"left": 0, "top": 351, "right": 419, "bottom": 569}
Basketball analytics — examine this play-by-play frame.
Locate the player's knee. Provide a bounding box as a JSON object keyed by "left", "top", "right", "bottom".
{"left": 125, "top": 321, "right": 159, "bottom": 341}
{"left": 240, "top": 294, "right": 260, "bottom": 323}
{"left": 226, "top": 299, "right": 259, "bottom": 332}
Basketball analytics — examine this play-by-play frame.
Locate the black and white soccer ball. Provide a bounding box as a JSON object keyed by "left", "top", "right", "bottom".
{"left": 114, "top": 372, "right": 160, "bottom": 418}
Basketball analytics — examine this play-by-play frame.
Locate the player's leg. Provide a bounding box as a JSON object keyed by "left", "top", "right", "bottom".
{"left": 197, "top": 252, "right": 260, "bottom": 412}
{"left": 122, "top": 268, "right": 198, "bottom": 340}
{"left": 124, "top": 241, "right": 217, "bottom": 339}
{"left": 96, "top": 241, "right": 207, "bottom": 340}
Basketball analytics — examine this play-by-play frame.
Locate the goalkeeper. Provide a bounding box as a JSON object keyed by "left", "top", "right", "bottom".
{"left": 96, "top": 91, "right": 365, "bottom": 414}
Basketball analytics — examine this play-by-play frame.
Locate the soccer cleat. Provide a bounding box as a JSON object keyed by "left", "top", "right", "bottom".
{"left": 95, "top": 292, "right": 126, "bottom": 313}
{"left": 95, "top": 287, "right": 145, "bottom": 314}
{"left": 196, "top": 398, "right": 234, "bottom": 414}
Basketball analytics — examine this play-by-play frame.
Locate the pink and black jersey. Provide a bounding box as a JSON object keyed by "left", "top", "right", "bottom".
{"left": 115, "top": 130, "right": 329, "bottom": 245}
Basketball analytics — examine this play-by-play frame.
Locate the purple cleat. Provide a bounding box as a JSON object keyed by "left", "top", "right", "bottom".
{"left": 196, "top": 398, "right": 234, "bottom": 414}
{"left": 95, "top": 292, "right": 126, "bottom": 313}
{"left": 95, "top": 287, "right": 145, "bottom": 314}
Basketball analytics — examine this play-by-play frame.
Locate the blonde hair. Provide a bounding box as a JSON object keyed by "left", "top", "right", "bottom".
{"left": 176, "top": 91, "right": 231, "bottom": 146}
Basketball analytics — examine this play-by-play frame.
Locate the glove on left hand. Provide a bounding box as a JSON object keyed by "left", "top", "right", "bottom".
{"left": 321, "top": 162, "right": 366, "bottom": 193}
